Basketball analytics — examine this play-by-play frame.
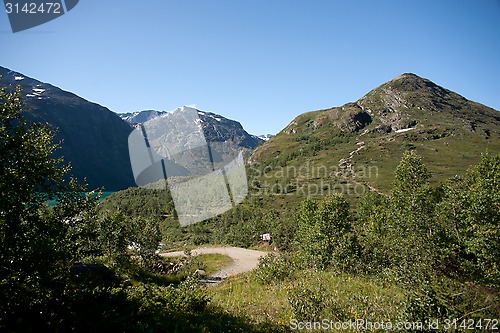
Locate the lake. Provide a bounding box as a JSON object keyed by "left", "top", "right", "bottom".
{"left": 46, "top": 191, "right": 114, "bottom": 206}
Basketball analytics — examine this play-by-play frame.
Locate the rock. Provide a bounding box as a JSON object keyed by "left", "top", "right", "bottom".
{"left": 123, "top": 279, "right": 133, "bottom": 287}
{"left": 69, "top": 262, "right": 118, "bottom": 284}
{"left": 195, "top": 269, "right": 206, "bottom": 277}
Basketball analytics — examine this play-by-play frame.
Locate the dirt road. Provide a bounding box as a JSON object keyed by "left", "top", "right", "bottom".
{"left": 161, "top": 246, "right": 267, "bottom": 279}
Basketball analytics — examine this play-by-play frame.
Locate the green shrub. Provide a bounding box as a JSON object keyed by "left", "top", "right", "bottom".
{"left": 255, "top": 253, "right": 294, "bottom": 284}
{"left": 436, "top": 154, "right": 500, "bottom": 285}
{"left": 287, "top": 281, "right": 328, "bottom": 321}
{"left": 404, "top": 278, "right": 500, "bottom": 331}
{"left": 295, "top": 195, "right": 359, "bottom": 271}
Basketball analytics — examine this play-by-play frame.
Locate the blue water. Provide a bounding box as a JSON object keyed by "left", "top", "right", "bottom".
{"left": 46, "top": 191, "right": 114, "bottom": 206}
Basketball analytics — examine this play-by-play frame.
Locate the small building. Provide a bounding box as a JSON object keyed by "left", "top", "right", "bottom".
{"left": 260, "top": 233, "right": 272, "bottom": 242}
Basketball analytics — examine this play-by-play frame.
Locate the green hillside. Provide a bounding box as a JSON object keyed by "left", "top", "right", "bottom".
{"left": 248, "top": 73, "right": 500, "bottom": 196}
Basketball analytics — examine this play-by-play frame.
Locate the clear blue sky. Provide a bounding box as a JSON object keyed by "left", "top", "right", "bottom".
{"left": 1, "top": 0, "right": 499, "bottom": 135}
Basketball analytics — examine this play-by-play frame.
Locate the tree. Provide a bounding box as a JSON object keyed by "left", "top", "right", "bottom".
{"left": 387, "top": 151, "right": 438, "bottom": 280}
{"left": 0, "top": 86, "right": 98, "bottom": 330}
{"left": 353, "top": 151, "right": 442, "bottom": 281}
{"left": 394, "top": 150, "right": 431, "bottom": 193}
{"left": 129, "top": 217, "right": 162, "bottom": 267}
{"left": 354, "top": 191, "right": 392, "bottom": 272}
{"left": 0, "top": 85, "right": 212, "bottom": 333}
{"left": 437, "top": 154, "right": 500, "bottom": 284}
{"left": 95, "top": 211, "right": 130, "bottom": 266}
{"left": 296, "top": 195, "right": 357, "bottom": 270}
{"left": 392, "top": 151, "right": 439, "bottom": 233}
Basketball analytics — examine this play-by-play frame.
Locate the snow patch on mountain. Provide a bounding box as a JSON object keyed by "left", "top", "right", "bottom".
{"left": 256, "top": 134, "right": 273, "bottom": 141}
{"left": 395, "top": 127, "right": 414, "bottom": 133}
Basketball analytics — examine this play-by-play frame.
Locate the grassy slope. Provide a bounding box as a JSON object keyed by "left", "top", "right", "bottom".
{"left": 210, "top": 270, "right": 407, "bottom": 332}
{"left": 248, "top": 73, "right": 500, "bottom": 200}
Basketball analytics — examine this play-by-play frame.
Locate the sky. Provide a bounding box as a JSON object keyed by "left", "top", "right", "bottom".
{"left": 1, "top": 0, "right": 499, "bottom": 135}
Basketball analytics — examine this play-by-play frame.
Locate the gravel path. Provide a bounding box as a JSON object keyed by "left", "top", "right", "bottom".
{"left": 160, "top": 246, "right": 268, "bottom": 280}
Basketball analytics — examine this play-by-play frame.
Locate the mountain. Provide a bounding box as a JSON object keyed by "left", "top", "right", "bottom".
{"left": 119, "top": 110, "right": 167, "bottom": 124}
{"left": 0, "top": 66, "right": 262, "bottom": 190}
{"left": 119, "top": 108, "right": 263, "bottom": 164}
{"left": 0, "top": 66, "right": 136, "bottom": 191}
{"left": 249, "top": 73, "right": 500, "bottom": 196}
{"left": 120, "top": 109, "right": 262, "bottom": 149}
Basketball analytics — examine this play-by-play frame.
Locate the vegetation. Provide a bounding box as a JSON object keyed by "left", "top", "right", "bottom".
{"left": 100, "top": 188, "right": 289, "bottom": 250}
{"left": 243, "top": 151, "right": 499, "bottom": 330}
{"left": 99, "top": 154, "right": 499, "bottom": 331}
{"left": 1, "top": 82, "right": 499, "bottom": 331}
{"left": 0, "top": 87, "right": 251, "bottom": 332}
{"left": 249, "top": 74, "right": 500, "bottom": 198}
{"left": 295, "top": 195, "right": 358, "bottom": 271}
{"left": 99, "top": 149, "right": 500, "bottom": 331}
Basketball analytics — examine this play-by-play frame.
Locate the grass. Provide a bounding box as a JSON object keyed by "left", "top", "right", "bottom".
{"left": 197, "top": 253, "right": 234, "bottom": 276}
{"left": 210, "top": 272, "right": 293, "bottom": 331}
{"left": 248, "top": 120, "right": 499, "bottom": 206}
{"left": 210, "top": 269, "right": 407, "bottom": 332}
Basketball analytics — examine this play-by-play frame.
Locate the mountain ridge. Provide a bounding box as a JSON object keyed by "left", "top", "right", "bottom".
{"left": 0, "top": 66, "right": 137, "bottom": 191}
{"left": 118, "top": 108, "right": 262, "bottom": 149}
{"left": 249, "top": 73, "right": 499, "bottom": 196}
{"left": 1, "top": 66, "right": 263, "bottom": 190}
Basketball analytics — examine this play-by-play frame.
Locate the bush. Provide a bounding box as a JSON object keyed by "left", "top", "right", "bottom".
{"left": 129, "top": 217, "right": 162, "bottom": 267}
{"left": 125, "top": 276, "right": 209, "bottom": 319}
{"left": 255, "top": 253, "right": 294, "bottom": 284}
{"left": 404, "top": 278, "right": 500, "bottom": 330}
{"left": 355, "top": 151, "right": 445, "bottom": 283}
{"left": 287, "top": 281, "right": 327, "bottom": 321}
{"left": 295, "top": 195, "right": 359, "bottom": 271}
{"left": 269, "top": 209, "right": 297, "bottom": 252}
{"left": 436, "top": 154, "right": 500, "bottom": 285}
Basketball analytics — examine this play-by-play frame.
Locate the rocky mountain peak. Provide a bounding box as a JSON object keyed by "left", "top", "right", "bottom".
{"left": 355, "top": 73, "right": 496, "bottom": 133}
{"left": 119, "top": 109, "right": 261, "bottom": 149}
{"left": 391, "top": 72, "right": 425, "bottom": 84}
